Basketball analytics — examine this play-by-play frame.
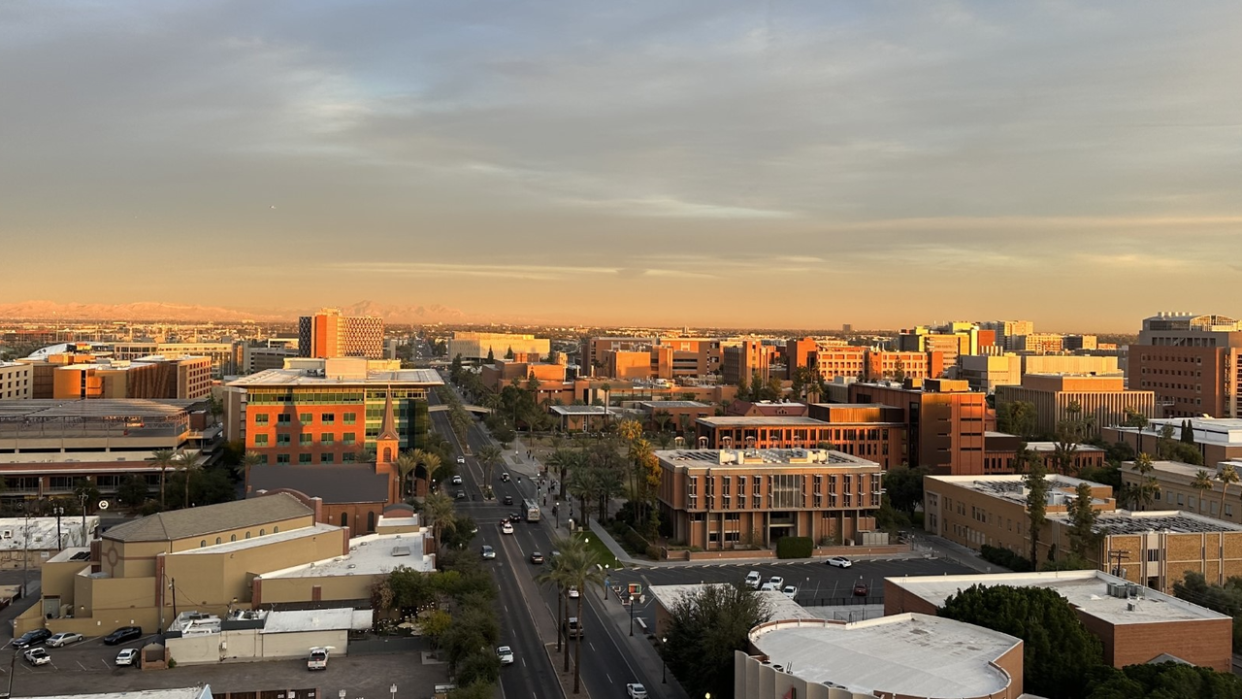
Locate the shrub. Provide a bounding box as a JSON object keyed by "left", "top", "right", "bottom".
{"left": 776, "top": 536, "right": 813, "bottom": 559}
{"left": 980, "top": 544, "right": 1034, "bottom": 572}
{"left": 623, "top": 527, "right": 649, "bottom": 554}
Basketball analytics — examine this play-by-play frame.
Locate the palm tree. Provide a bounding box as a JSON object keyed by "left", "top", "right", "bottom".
{"left": 395, "top": 451, "right": 419, "bottom": 498}
{"left": 1130, "top": 452, "right": 1157, "bottom": 511}
{"left": 151, "top": 449, "right": 177, "bottom": 509}
{"left": 560, "top": 540, "right": 605, "bottom": 694}
{"left": 237, "top": 451, "right": 265, "bottom": 483}
{"left": 477, "top": 445, "right": 503, "bottom": 495}
{"left": 423, "top": 491, "right": 456, "bottom": 541}
{"left": 535, "top": 536, "right": 584, "bottom": 670}
{"left": 1192, "top": 469, "right": 1214, "bottom": 514}
{"left": 176, "top": 449, "right": 201, "bottom": 508}
{"left": 1218, "top": 463, "right": 1240, "bottom": 520}
{"left": 415, "top": 450, "right": 443, "bottom": 493}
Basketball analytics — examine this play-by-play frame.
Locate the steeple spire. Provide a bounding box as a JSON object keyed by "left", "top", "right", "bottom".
{"left": 378, "top": 387, "right": 401, "bottom": 441}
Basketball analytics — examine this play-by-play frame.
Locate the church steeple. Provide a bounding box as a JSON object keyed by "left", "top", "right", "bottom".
{"left": 376, "top": 387, "right": 400, "bottom": 465}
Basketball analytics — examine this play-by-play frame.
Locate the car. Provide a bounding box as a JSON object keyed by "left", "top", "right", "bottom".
{"left": 565, "top": 617, "right": 583, "bottom": 638}
{"left": 503, "top": 495, "right": 514, "bottom": 505}
{"left": 307, "top": 646, "right": 329, "bottom": 670}
{"left": 501, "top": 472, "right": 511, "bottom": 482}
{"left": 744, "top": 571, "right": 762, "bottom": 589}
{"left": 782, "top": 585, "right": 798, "bottom": 599}
{"left": 568, "top": 586, "right": 580, "bottom": 599}
{"left": 13, "top": 629, "right": 52, "bottom": 649}
{"left": 46, "top": 632, "right": 84, "bottom": 648}
{"left": 103, "top": 626, "right": 143, "bottom": 645}
{"left": 496, "top": 646, "right": 515, "bottom": 665}
{"left": 454, "top": 490, "right": 466, "bottom": 500}
{"left": 626, "top": 683, "right": 649, "bottom": 699}
{"left": 451, "top": 475, "right": 463, "bottom": 485}
{"left": 501, "top": 522, "right": 514, "bottom": 534}
{"left": 115, "top": 648, "right": 139, "bottom": 667}
{"left": 24, "top": 648, "right": 51, "bottom": 666}
{"left": 826, "top": 556, "right": 853, "bottom": 568}
{"left": 509, "top": 512, "right": 523, "bottom": 523}
{"left": 530, "top": 551, "right": 545, "bottom": 564}
{"left": 768, "top": 576, "right": 784, "bottom": 589}
{"left": 481, "top": 544, "right": 496, "bottom": 559}
{"left": 759, "top": 582, "right": 778, "bottom": 592}
{"left": 456, "top": 456, "right": 466, "bottom": 464}
{"left": 853, "top": 581, "right": 869, "bottom": 597}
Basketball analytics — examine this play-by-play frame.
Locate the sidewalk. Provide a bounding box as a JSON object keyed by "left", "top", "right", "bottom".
{"left": 594, "top": 583, "right": 688, "bottom": 699}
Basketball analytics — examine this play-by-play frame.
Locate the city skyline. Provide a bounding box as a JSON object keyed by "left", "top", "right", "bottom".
{"left": 4, "top": 2, "right": 1241, "bottom": 331}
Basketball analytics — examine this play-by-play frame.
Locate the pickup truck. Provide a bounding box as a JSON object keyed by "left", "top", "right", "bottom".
{"left": 307, "top": 647, "right": 329, "bottom": 670}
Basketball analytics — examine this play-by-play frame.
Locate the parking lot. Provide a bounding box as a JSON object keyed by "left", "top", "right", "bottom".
{"left": 0, "top": 635, "right": 447, "bottom": 699}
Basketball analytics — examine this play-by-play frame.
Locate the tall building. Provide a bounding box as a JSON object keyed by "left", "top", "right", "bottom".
{"left": 298, "top": 309, "right": 384, "bottom": 360}
{"left": 1129, "top": 312, "right": 1242, "bottom": 418}
{"left": 994, "top": 374, "right": 1154, "bottom": 438}
{"left": 898, "top": 323, "right": 979, "bottom": 370}
{"left": 49, "top": 356, "right": 212, "bottom": 400}
{"left": 849, "top": 379, "right": 988, "bottom": 475}
{"left": 722, "top": 340, "right": 775, "bottom": 385}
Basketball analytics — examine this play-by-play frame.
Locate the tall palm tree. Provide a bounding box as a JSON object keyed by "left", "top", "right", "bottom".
{"left": 560, "top": 540, "right": 605, "bottom": 694}
{"left": 238, "top": 451, "right": 265, "bottom": 483}
{"left": 1130, "top": 452, "right": 1157, "bottom": 511}
{"left": 395, "top": 451, "right": 419, "bottom": 498}
{"left": 535, "top": 536, "right": 584, "bottom": 669}
{"left": 477, "top": 445, "right": 503, "bottom": 494}
{"left": 176, "top": 449, "right": 201, "bottom": 508}
{"left": 1192, "top": 469, "right": 1214, "bottom": 514}
{"left": 151, "top": 449, "right": 177, "bottom": 509}
{"left": 415, "top": 450, "right": 443, "bottom": 493}
{"left": 1217, "top": 463, "right": 1240, "bottom": 520}
{"left": 423, "top": 491, "right": 456, "bottom": 541}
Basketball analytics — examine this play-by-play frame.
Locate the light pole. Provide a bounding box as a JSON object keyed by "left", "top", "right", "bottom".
{"left": 389, "top": 684, "right": 396, "bottom": 699}
{"left": 555, "top": 501, "right": 560, "bottom": 528}
{"left": 628, "top": 593, "right": 636, "bottom": 636}
{"left": 602, "top": 565, "right": 610, "bottom": 600}
{"left": 661, "top": 636, "right": 668, "bottom": 683}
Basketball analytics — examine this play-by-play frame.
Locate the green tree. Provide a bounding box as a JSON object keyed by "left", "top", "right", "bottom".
{"left": 177, "top": 449, "right": 200, "bottom": 509}
{"left": 238, "top": 451, "right": 265, "bottom": 482}
{"left": 1182, "top": 419, "right": 1196, "bottom": 444}
{"left": 73, "top": 479, "right": 102, "bottom": 514}
{"left": 151, "top": 448, "right": 177, "bottom": 509}
{"left": 941, "top": 584, "right": 1103, "bottom": 699}
{"left": 1053, "top": 401, "right": 1092, "bottom": 475}
{"left": 883, "top": 465, "right": 928, "bottom": 515}
{"left": 1025, "top": 458, "right": 1049, "bottom": 564}
{"left": 664, "top": 583, "right": 771, "bottom": 699}
{"left": 536, "top": 536, "right": 583, "bottom": 671}
{"left": 735, "top": 374, "right": 750, "bottom": 402}
{"left": 1218, "top": 463, "right": 1240, "bottom": 518}
{"left": 1192, "top": 469, "right": 1214, "bottom": 515}
{"left": 560, "top": 541, "right": 606, "bottom": 694}
{"left": 424, "top": 491, "right": 456, "bottom": 543}
{"left": 998, "top": 400, "right": 1037, "bottom": 440}
{"left": 1086, "top": 661, "right": 1242, "bottom": 698}
{"left": 477, "top": 445, "right": 503, "bottom": 495}
{"left": 486, "top": 346, "right": 494, "bottom": 362}
{"left": 1066, "top": 482, "right": 1100, "bottom": 560}
{"left": 116, "top": 475, "right": 150, "bottom": 511}
{"left": 1126, "top": 452, "right": 1159, "bottom": 511}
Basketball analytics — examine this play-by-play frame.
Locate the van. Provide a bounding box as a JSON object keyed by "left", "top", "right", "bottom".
{"left": 566, "top": 617, "right": 583, "bottom": 638}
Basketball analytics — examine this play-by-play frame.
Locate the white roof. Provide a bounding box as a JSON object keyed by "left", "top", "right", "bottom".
{"left": 26, "top": 687, "right": 212, "bottom": 699}
{"left": 258, "top": 532, "right": 433, "bottom": 579}
{"left": 0, "top": 517, "right": 100, "bottom": 550}
{"left": 228, "top": 368, "right": 442, "bottom": 387}
{"left": 1114, "top": 418, "right": 1242, "bottom": 447}
{"left": 649, "top": 583, "right": 815, "bottom": 622}
{"left": 749, "top": 614, "right": 1018, "bottom": 697}
{"left": 550, "top": 405, "right": 624, "bottom": 415}
{"left": 886, "top": 570, "right": 1230, "bottom": 626}
{"left": 262, "top": 608, "right": 355, "bottom": 634}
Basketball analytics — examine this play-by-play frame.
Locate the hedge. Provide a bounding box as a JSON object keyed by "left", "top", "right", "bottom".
{"left": 776, "top": 536, "right": 814, "bottom": 559}
{"left": 980, "top": 544, "right": 1034, "bottom": 572}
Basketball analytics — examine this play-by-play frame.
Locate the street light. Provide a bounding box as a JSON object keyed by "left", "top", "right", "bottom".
{"left": 389, "top": 684, "right": 396, "bottom": 699}
{"left": 602, "top": 565, "right": 610, "bottom": 600}
{"left": 555, "top": 501, "right": 560, "bottom": 528}
{"left": 661, "top": 636, "right": 668, "bottom": 683}
{"left": 629, "top": 593, "right": 636, "bottom": 636}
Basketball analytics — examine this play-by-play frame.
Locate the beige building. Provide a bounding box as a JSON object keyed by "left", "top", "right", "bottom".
{"left": 995, "top": 374, "right": 1154, "bottom": 438}
{"left": 0, "top": 361, "right": 33, "bottom": 400}
{"left": 924, "top": 474, "right": 1242, "bottom": 594}
{"left": 164, "top": 607, "right": 370, "bottom": 666}
{"left": 885, "top": 570, "right": 1232, "bottom": 671}
{"left": 447, "top": 332, "right": 549, "bottom": 361}
{"left": 1103, "top": 417, "right": 1242, "bottom": 466}
{"left": 955, "top": 354, "right": 1121, "bottom": 393}
{"left": 736, "top": 614, "right": 1024, "bottom": 699}
{"left": 1120, "top": 459, "right": 1242, "bottom": 524}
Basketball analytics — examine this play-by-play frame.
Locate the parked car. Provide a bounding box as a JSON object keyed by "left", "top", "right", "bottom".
{"left": 744, "top": 571, "right": 762, "bottom": 589}
{"left": 530, "top": 551, "right": 545, "bottom": 564}
{"left": 626, "top": 683, "right": 649, "bottom": 699}
{"left": 103, "top": 626, "right": 143, "bottom": 645}
{"left": 13, "top": 629, "right": 52, "bottom": 649}
{"left": 481, "top": 545, "right": 496, "bottom": 560}
{"left": 497, "top": 646, "right": 515, "bottom": 665}
{"left": 826, "top": 556, "right": 853, "bottom": 568}
{"left": 768, "top": 576, "right": 784, "bottom": 589}
{"left": 24, "top": 648, "right": 51, "bottom": 666}
{"left": 46, "top": 632, "right": 84, "bottom": 648}
{"left": 760, "top": 582, "right": 778, "bottom": 592}
{"left": 307, "top": 647, "right": 329, "bottom": 670}
{"left": 115, "top": 648, "right": 139, "bottom": 667}
{"left": 853, "top": 581, "right": 869, "bottom": 597}
{"left": 782, "top": 585, "right": 798, "bottom": 599}
{"left": 503, "top": 495, "right": 514, "bottom": 505}
{"left": 451, "top": 475, "right": 463, "bottom": 485}
{"left": 501, "top": 521, "right": 514, "bottom": 534}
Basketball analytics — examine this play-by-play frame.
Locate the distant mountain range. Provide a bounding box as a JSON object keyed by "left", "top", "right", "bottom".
{"left": 0, "top": 300, "right": 478, "bottom": 324}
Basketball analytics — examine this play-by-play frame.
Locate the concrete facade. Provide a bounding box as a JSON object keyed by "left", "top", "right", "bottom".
{"left": 994, "top": 374, "right": 1155, "bottom": 439}
{"left": 0, "top": 361, "right": 33, "bottom": 400}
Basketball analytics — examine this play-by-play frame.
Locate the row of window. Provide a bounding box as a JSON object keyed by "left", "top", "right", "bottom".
{"left": 255, "top": 412, "right": 359, "bottom": 426}
{"left": 267, "top": 452, "right": 359, "bottom": 465}
{"left": 254, "top": 433, "right": 358, "bottom": 446}
{"left": 199, "top": 526, "right": 278, "bottom": 546}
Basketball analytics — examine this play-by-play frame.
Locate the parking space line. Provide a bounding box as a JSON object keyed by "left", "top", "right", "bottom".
{"left": 101, "top": 658, "right": 111, "bottom": 670}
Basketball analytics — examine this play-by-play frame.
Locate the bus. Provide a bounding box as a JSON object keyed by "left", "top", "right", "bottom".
{"left": 523, "top": 498, "right": 541, "bottom": 522}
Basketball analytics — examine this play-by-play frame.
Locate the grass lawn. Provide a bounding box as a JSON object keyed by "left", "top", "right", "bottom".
{"left": 574, "top": 530, "right": 621, "bottom": 570}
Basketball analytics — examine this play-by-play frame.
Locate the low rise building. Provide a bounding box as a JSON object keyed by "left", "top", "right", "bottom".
{"left": 698, "top": 409, "right": 903, "bottom": 470}
{"left": 1103, "top": 417, "right": 1242, "bottom": 466}
{"left": 0, "top": 361, "right": 33, "bottom": 400}
{"left": 0, "top": 516, "right": 100, "bottom": 569}
{"left": 995, "top": 374, "right": 1154, "bottom": 438}
{"left": 736, "top": 614, "right": 1024, "bottom": 699}
{"left": 549, "top": 405, "right": 626, "bottom": 432}
{"left": 634, "top": 400, "right": 714, "bottom": 435}
{"left": 885, "top": 570, "right": 1232, "bottom": 671}
{"left": 165, "top": 607, "right": 372, "bottom": 665}
{"left": 654, "top": 448, "right": 881, "bottom": 550}
{"left": 1120, "top": 459, "right": 1242, "bottom": 524}
{"left": 448, "top": 332, "right": 549, "bottom": 361}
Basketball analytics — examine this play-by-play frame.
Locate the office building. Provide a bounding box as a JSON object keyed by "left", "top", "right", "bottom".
{"left": 447, "top": 331, "right": 549, "bottom": 361}
{"left": 722, "top": 340, "right": 776, "bottom": 385}
{"left": 298, "top": 309, "right": 384, "bottom": 360}
{"left": 898, "top": 323, "right": 980, "bottom": 370}
{"left": 0, "top": 362, "right": 33, "bottom": 400}
{"left": 1120, "top": 459, "right": 1242, "bottom": 525}
{"left": 886, "top": 570, "right": 1231, "bottom": 671}
{"left": 50, "top": 356, "right": 212, "bottom": 401}
{"left": 654, "top": 448, "right": 881, "bottom": 551}
{"left": 697, "top": 413, "right": 903, "bottom": 470}
{"left": 956, "top": 354, "right": 1121, "bottom": 393}
{"left": 994, "top": 374, "right": 1154, "bottom": 438}
{"left": 849, "top": 379, "right": 988, "bottom": 475}
{"left": 242, "top": 345, "right": 299, "bottom": 374}
{"left": 1103, "top": 417, "right": 1242, "bottom": 465}
{"left": 1129, "top": 312, "right": 1242, "bottom": 418}
{"left": 1004, "top": 333, "right": 1065, "bottom": 354}
{"left": 923, "top": 474, "right": 1242, "bottom": 594}
{"left": 979, "top": 320, "right": 1035, "bottom": 345}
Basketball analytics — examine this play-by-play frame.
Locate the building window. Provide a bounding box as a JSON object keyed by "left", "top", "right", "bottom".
{"left": 344, "top": 452, "right": 356, "bottom": 463}
{"left": 300, "top": 413, "right": 313, "bottom": 425}
{"left": 322, "top": 413, "right": 335, "bottom": 425}
{"left": 344, "top": 433, "right": 356, "bottom": 445}
{"left": 300, "top": 434, "right": 312, "bottom": 445}
{"left": 273, "top": 526, "right": 279, "bottom": 534}
{"left": 277, "top": 434, "right": 291, "bottom": 446}
{"left": 231, "top": 534, "right": 237, "bottom": 542}
{"left": 245, "top": 532, "right": 251, "bottom": 539}
{"left": 1147, "top": 549, "right": 1160, "bottom": 562}
{"left": 344, "top": 413, "right": 357, "bottom": 424}
{"left": 216, "top": 537, "right": 222, "bottom": 545}
{"left": 277, "top": 414, "right": 291, "bottom": 425}
{"left": 322, "top": 453, "right": 335, "bottom": 464}
{"left": 299, "top": 454, "right": 313, "bottom": 464}
{"left": 321, "top": 433, "right": 335, "bottom": 444}
{"left": 341, "top": 513, "right": 349, "bottom": 527}
{"left": 200, "top": 540, "right": 206, "bottom": 548}
{"left": 260, "top": 529, "right": 266, "bottom": 536}
{"left": 254, "top": 434, "right": 269, "bottom": 446}
{"left": 277, "top": 454, "right": 290, "bottom": 464}
{"left": 254, "top": 414, "right": 269, "bottom": 425}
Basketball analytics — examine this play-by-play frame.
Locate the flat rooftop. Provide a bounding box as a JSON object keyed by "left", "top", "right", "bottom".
{"left": 637, "top": 401, "right": 710, "bottom": 409}
{"left": 886, "top": 570, "right": 1229, "bottom": 626}
{"left": 26, "top": 687, "right": 211, "bottom": 699}
{"left": 1025, "top": 442, "right": 1105, "bottom": 453}
{"left": 1087, "top": 509, "right": 1242, "bottom": 535}
{"left": 550, "top": 405, "right": 625, "bottom": 415}
{"left": 0, "top": 399, "right": 200, "bottom": 419}
{"left": 228, "top": 368, "right": 443, "bottom": 387}
{"left": 1114, "top": 418, "right": 1242, "bottom": 447}
{"left": 649, "top": 583, "right": 815, "bottom": 622}
{"left": 261, "top": 607, "right": 356, "bottom": 634}
{"left": 258, "top": 531, "right": 433, "bottom": 578}
{"left": 656, "top": 448, "right": 879, "bottom": 469}
{"left": 749, "top": 614, "right": 1018, "bottom": 697}
{"left": 697, "top": 416, "right": 828, "bottom": 427}
{"left": 928, "top": 474, "right": 1109, "bottom": 508}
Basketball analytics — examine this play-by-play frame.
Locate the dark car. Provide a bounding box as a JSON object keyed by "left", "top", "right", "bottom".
{"left": 853, "top": 582, "right": 869, "bottom": 597}
{"left": 13, "top": 629, "right": 52, "bottom": 649}
{"left": 503, "top": 495, "right": 514, "bottom": 505}
{"left": 509, "top": 512, "right": 523, "bottom": 523}
{"left": 103, "top": 626, "right": 143, "bottom": 645}
{"left": 530, "top": 551, "right": 545, "bottom": 564}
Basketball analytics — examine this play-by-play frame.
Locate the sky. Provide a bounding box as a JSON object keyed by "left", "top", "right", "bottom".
{"left": 2, "top": 1, "right": 1241, "bottom": 332}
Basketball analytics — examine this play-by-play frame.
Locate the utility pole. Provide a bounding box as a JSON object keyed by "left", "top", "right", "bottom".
{"left": 1107, "top": 549, "right": 1130, "bottom": 578}
{"left": 21, "top": 501, "right": 30, "bottom": 599}
{"left": 79, "top": 492, "right": 88, "bottom": 545}
{"left": 171, "top": 578, "right": 178, "bottom": 622}
{"left": 55, "top": 504, "right": 64, "bottom": 551}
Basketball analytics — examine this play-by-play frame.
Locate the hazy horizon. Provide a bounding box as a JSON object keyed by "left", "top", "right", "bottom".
{"left": 3, "top": 2, "right": 1240, "bottom": 332}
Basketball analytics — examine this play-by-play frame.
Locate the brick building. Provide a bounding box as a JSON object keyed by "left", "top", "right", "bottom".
{"left": 1120, "top": 459, "right": 1242, "bottom": 525}
{"left": 655, "top": 448, "right": 881, "bottom": 550}
{"left": 849, "top": 379, "right": 988, "bottom": 475}
{"left": 722, "top": 340, "right": 776, "bottom": 385}
{"left": 885, "top": 570, "right": 1231, "bottom": 671}
{"left": 1129, "top": 312, "right": 1242, "bottom": 419}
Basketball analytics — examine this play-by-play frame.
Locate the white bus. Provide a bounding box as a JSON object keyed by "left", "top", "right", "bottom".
{"left": 523, "top": 498, "right": 541, "bottom": 522}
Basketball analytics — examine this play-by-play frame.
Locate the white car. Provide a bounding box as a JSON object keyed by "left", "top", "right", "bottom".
{"left": 782, "top": 585, "right": 798, "bottom": 599}
{"left": 497, "top": 646, "right": 515, "bottom": 665}
{"left": 768, "top": 576, "right": 784, "bottom": 589}
{"left": 760, "top": 582, "right": 778, "bottom": 592}
{"left": 481, "top": 545, "right": 496, "bottom": 560}
{"left": 826, "top": 556, "right": 853, "bottom": 569}
{"left": 568, "top": 586, "right": 580, "bottom": 599}
{"left": 456, "top": 456, "right": 466, "bottom": 464}
{"left": 115, "top": 648, "right": 139, "bottom": 667}
{"left": 744, "top": 571, "right": 762, "bottom": 589}
{"left": 451, "top": 475, "right": 463, "bottom": 485}
{"left": 24, "top": 648, "right": 51, "bottom": 666}
{"left": 46, "top": 632, "right": 83, "bottom": 648}
{"left": 501, "top": 521, "right": 514, "bottom": 534}
{"left": 626, "top": 683, "right": 648, "bottom": 699}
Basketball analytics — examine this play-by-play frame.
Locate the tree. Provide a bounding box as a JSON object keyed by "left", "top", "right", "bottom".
{"left": 238, "top": 451, "right": 265, "bottom": 483}
{"left": 941, "top": 584, "right": 1103, "bottom": 699}
{"left": 151, "top": 449, "right": 177, "bottom": 509}
{"left": 1218, "top": 463, "right": 1240, "bottom": 519}
{"left": 395, "top": 451, "right": 419, "bottom": 498}
{"left": 504, "top": 346, "right": 514, "bottom": 360}
{"left": 664, "top": 583, "right": 771, "bottom": 699}
{"left": 424, "top": 491, "right": 456, "bottom": 543}
{"left": 536, "top": 536, "right": 583, "bottom": 671}
{"left": 73, "top": 479, "right": 102, "bottom": 514}
{"left": 883, "top": 466, "right": 928, "bottom": 515}
{"left": 417, "top": 450, "right": 443, "bottom": 492}
{"left": 1182, "top": 419, "right": 1196, "bottom": 444}
{"left": 998, "top": 401, "right": 1037, "bottom": 440}
{"left": 1128, "top": 453, "right": 1158, "bottom": 511}
{"left": 477, "top": 445, "right": 503, "bottom": 494}
{"left": 1053, "top": 401, "right": 1092, "bottom": 475}
{"left": 486, "top": 346, "right": 494, "bottom": 362}
{"left": 116, "top": 475, "right": 150, "bottom": 511}
{"left": 177, "top": 449, "right": 201, "bottom": 508}
{"left": 1025, "top": 458, "right": 1049, "bottom": 564}
{"left": 560, "top": 541, "right": 606, "bottom": 694}
{"left": 1192, "top": 469, "right": 1214, "bottom": 514}
{"left": 1066, "top": 482, "right": 1100, "bottom": 560}
{"left": 735, "top": 374, "right": 750, "bottom": 402}
{"left": 1086, "top": 661, "right": 1242, "bottom": 699}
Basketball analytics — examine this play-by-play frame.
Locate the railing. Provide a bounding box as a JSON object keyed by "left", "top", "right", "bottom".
{"left": 796, "top": 595, "right": 884, "bottom": 607}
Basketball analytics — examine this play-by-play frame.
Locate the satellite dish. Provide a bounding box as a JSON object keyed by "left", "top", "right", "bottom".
{"left": 98, "top": 501, "right": 109, "bottom": 510}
